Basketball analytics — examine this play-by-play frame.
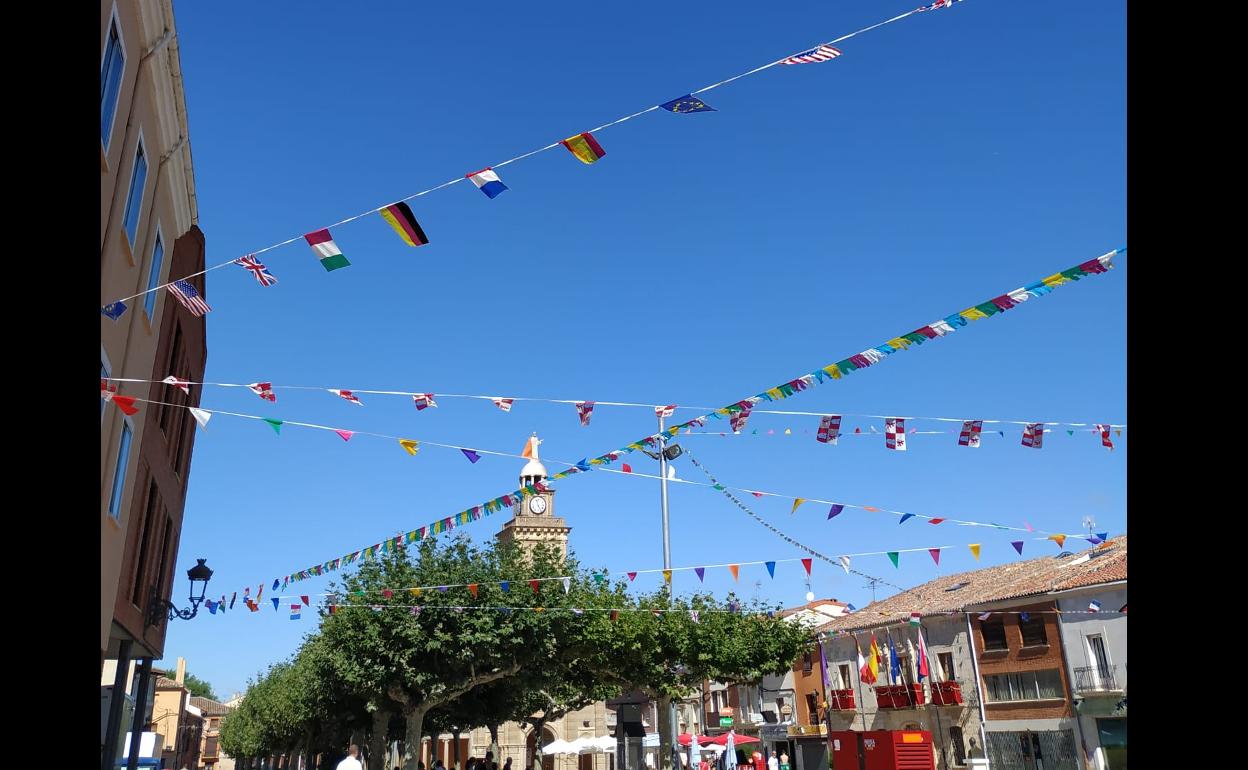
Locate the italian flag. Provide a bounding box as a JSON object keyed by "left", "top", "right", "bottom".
{"left": 304, "top": 228, "right": 350, "bottom": 272}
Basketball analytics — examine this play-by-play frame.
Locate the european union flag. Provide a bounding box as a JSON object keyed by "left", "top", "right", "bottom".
{"left": 101, "top": 300, "right": 128, "bottom": 320}
{"left": 660, "top": 94, "right": 716, "bottom": 113}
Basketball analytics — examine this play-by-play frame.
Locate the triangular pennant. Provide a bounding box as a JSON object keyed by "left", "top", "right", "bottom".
{"left": 111, "top": 395, "right": 140, "bottom": 415}
{"left": 1049, "top": 534, "right": 1067, "bottom": 549}
{"left": 1098, "top": 532, "right": 1109, "bottom": 542}
{"left": 593, "top": 573, "right": 606, "bottom": 585}
{"left": 928, "top": 548, "right": 942, "bottom": 565}
{"left": 248, "top": 382, "right": 277, "bottom": 402}
{"left": 929, "top": 518, "right": 945, "bottom": 525}
{"left": 499, "top": 581, "right": 509, "bottom": 593}
{"left": 899, "top": 513, "right": 915, "bottom": 525}
{"left": 529, "top": 579, "right": 540, "bottom": 594}
{"left": 329, "top": 389, "right": 364, "bottom": 406}
{"left": 561, "top": 577, "right": 571, "bottom": 594}
{"left": 162, "top": 375, "right": 191, "bottom": 395}
{"left": 468, "top": 584, "right": 479, "bottom": 598}
{"left": 188, "top": 407, "right": 212, "bottom": 430}
{"left": 887, "top": 552, "right": 900, "bottom": 568}
{"left": 695, "top": 567, "right": 705, "bottom": 582}
{"left": 752, "top": 491, "right": 764, "bottom": 498}
{"left": 610, "top": 610, "right": 619, "bottom": 622}
{"left": 690, "top": 610, "right": 700, "bottom": 623}
{"left": 791, "top": 498, "right": 806, "bottom": 515}
{"left": 627, "top": 572, "right": 637, "bottom": 582}
{"left": 838, "top": 556, "right": 851, "bottom": 574}
{"left": 271, "top": 597, "right": 280, "bottom": 611}
{"left": 399, "top": 438, "right": 420, "bottom": 455}
{"left": 765, "top": 561, "right": 776, "bottom": 578}
{"left": 801, "top": 558, "right": 812, "bottom": 576}
{"left": 262, "top": 418, "right": 283, "bottom": 435}
{"left": 382, "top": 589, "right": 394, "bottom": 599}
{"left": 969, "top": 544, "right": 981, "bottom": 560}
{"left": 412, "top": 393, "right": 437, "bottom": 410}
{"left": 621, "top": 463, "right": 633, "bottom": 473}
{"left": 301, "top": 595, "right": 310, "bottom": 606}
{"left": 728, "top": 564, "right": 739, "bottom": 581}
{"left": 662, "top": 569, "right": 672, "bottom": 585}
{"left": 575, "top": 401, "right": 595, "bottom": 426}
{"left": 335, "top": 429, "right": 354, "bottom": 442}
{"left": 461, "top": 448, "right": 481, "bottom": 464}
{"left": 828, "top": 504, "right": 844, "bottom": 519}
{"left": 1011, "top": 541, "right": 1025, "bottom": 555}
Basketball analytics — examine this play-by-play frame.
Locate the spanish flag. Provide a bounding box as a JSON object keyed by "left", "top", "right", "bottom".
{"left": 561, "top": 131, "right": 606, "bottom": 164}
{"left": 380, "top": 201, "right": 429, "bottom": 247}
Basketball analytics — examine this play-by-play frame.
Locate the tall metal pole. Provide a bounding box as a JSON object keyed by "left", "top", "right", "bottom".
{"left": 657, "top": 415, "right": 679, "bottom": 770}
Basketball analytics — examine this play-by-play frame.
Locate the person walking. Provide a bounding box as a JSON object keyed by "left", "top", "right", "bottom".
{"left": 337, "top": 745, "right": 364, "bottom": 770}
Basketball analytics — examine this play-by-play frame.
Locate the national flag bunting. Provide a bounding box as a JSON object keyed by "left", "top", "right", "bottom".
{"left": 234, "top": 254, "right": 278, "bottom": 286}
{"left": 958, "top": 420, "right": 983, "bottom": 448}
{"left": 466, "top": 168, "right": 508, "bottom": 198}
{"left": 330, "top": 389, "right": 363, "bottom": 406}
{"left": 817, "top": 414, "right": 842, "bottom": 444}
{"left": 730, "top": 405, "right": 753, "bottom": 433}
{"left": 412, "top": 393, "right": 437, "bottom": 410}
{"left": 885, "top": 418, "right": 907, "bottom": 451}
{"left": 918, "top": 0, "right": 957, "bottom": 11}
{"left": 1088, "top": 600, "right": 1102, "bottom": 612}
{"left": 380, "top": 202, "right": 430, "bottom": 247}
{"left": 656, "top": 405, "right": 677, "bottom": 418}
{"left": 575, "top": 401, "right": 595, "bottom": 426}
{"left": 290, "top": 604, "right": 301, "bottom": 620}
{"left": 168, "top": 280, "right": 212, "bottom": 317}
{"left": 492, "top": 398, "right": 514, "bottom": 412}
{"left": 248, "top": 382, "right": 277, "bottom": 402}
{"left": 1095, "top": 424, "right": 1114, "bottom": 450}
{"left": 560, "top": 132, "right": 607, "bottom": 164}
{"left": 1022, "top": 422, "right": 1044, "bottom": 449}
{"left": 162, "top": 375, "right": 191, "bottom": 395}
{"left": 660, "top": 94, "right": 716, "bottom": 113}
{"left": 304, "top": 228, "right": 351, "bottom": 271}
{"left": 782, "top": 45, "right": 842, "bottom": 65}
{"left": 102, "top": 300, "right": 128, "bottom": 320}
{"left": 910, "top": 612, "right": 922, "bottom": 626}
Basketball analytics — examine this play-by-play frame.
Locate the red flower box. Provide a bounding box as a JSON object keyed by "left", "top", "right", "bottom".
{"left": 930, "top": 681, "right": 964, "bottom": 705}
{"left": 903, "top": 683, "right": 926, "bottom": 706}
{"left": 829, "top": 689, "right": 856, "bottom": 710}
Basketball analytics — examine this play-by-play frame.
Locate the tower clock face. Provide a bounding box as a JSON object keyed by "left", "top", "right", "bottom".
{"left": 528, "top": 496, "right": 547, "bottom": 515}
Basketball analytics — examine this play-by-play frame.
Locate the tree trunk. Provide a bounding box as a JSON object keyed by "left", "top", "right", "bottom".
{"left": 488, "top": 724, "right": 500, "bottom": 765}
{"left": 452, "top": 729, "right": 462, "bottom": 770}
{"left": 401, "top": 704, "right": 428, "bottom": 770}
{"left": 532, "top": 717, "right": 546, "bottom": 770}
{"left": 656, "top": 695, "right": 675, "bottom": 770}
{"left": 370, "top": 709, "right": 392, "bottom": 770}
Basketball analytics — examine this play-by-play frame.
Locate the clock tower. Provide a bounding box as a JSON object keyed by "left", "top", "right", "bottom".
{"left": 495, "top": 434, "right": 571, "bottom": 559}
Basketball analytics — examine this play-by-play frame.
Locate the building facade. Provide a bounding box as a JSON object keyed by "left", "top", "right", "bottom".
{"left": 191, "top": 696, "right": 237, "bottom": 770}
{"left": 153, "top": 660, "right": 205, "bottom": 770}
{"left": 101, "top": 1, "right": 208, "bottom": 767}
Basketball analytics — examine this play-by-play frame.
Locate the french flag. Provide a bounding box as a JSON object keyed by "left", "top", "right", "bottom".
{"left": 467, "top": 167, "right": 508, "bottom": 199}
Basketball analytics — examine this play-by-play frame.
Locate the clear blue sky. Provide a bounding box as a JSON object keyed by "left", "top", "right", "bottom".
{"left": 158, "top": 0, "right": 1126, "bottom": 697}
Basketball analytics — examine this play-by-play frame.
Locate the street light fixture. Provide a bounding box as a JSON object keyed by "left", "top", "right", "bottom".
{"left": 148, "top": 558, "right": 213, "bottom": 626}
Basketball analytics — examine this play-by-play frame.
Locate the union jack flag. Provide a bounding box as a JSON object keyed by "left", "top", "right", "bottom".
{"left": 234, "top": 254, "right": 278, "bottom": 287}
{"left": 168, "top": 280, "right": 212, "bottom": 317}
{"left": 782, "top": 45, "right": 842, "bottom": 65}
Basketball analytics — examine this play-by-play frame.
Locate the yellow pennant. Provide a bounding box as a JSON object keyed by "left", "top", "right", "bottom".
{"left": 409, "top": 588, "right": 422, "bottom": 597}
{"left": 662, "top": 569, "right": 672, "bottom": 585}
{"left": 784, "top": 428, "right": 792, "bottom": 435}
{"left": 398, "top": 438, "right": 419, "bottom": 455}
{"left": 1049, "top": 534, "right": 1067, "bottom": 549}
{"left": 969, "top": 544, "right": 981, "bottom": 561}
{"left": 791, "top": 498, "right": 806, "bottom": 514}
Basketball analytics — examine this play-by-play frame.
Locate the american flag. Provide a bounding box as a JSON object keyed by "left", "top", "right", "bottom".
{"left": 234, "top": 254, "right": 278, "bottom": 287}
{"left": 782, "top": 45, "right": 842, "bottom": 65}
{"left": 168, "top": 280, "right": 212, "bottom": 316}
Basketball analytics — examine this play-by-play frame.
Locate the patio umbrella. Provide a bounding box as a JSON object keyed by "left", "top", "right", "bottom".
{"left": 725, "top": 731, "right": 737, "bottom": 770}
{"left": 690, "top": 732, "right": 700, "bottom": 770}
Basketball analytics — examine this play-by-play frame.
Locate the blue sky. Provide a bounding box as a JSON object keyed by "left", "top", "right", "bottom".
{"left": 157, "top": 0, "right": 1126, "bottom": 697}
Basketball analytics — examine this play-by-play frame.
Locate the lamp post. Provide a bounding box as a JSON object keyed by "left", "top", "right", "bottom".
{"left": 148, "top": 558, "right": 213, "bottom": 626}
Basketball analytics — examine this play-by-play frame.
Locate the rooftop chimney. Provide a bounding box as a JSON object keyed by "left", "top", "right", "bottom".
{"left": 175, "top": 657, "right": 186, "bottom": 685}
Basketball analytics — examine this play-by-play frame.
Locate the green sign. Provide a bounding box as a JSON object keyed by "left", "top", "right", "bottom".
{"left": 719, "top": 717, "right": 734, "bottom": 727}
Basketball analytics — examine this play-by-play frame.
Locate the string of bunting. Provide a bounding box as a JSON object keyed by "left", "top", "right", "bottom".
{"left": 99, "top": 1, "right": 968, "bottom": 319}
{"left": 164, "top": 246, "right": 1122, "bottom": 602}
{"left": 110, "top": 394, "right": 1100, "bottom": 539}
{"left": 103, "top": 375, "right": 1126, "bottom": 439}
{"left": 680, "top": 422, "right": 1125, "bottom": 450}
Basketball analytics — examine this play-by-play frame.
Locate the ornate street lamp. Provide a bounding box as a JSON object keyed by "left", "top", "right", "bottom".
{"left": 148, "top": 558, "right": 213, "bottom": 626}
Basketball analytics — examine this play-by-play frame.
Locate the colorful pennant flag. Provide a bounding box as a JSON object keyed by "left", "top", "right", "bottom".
{"left": 928, "top": 548, "right": 941, "bottom": 565}
{"left": 459, "top": 448, "right": 481, "bottom": 464}
{"left": 335, "top": 429, "right": 353, "bottom": 442}
{"left": 816, "top": 414, "right": 842, "bottom": 444}
{"left": 690, "top": 610, "right": 700, "bottom": 623}
{"left": 162, "top": 375, "right": 191, "bottom": 395}
{"left": 969, "top": 544, "right": 981, "bottom": 560}
{"left": 1022, "top": 422, "right": 1045, "bottom": 449}
{"left": 918, "top": 0, "right": 957, "bottom": 11}
{"left": 301, "top": 595, "right": 310, "bottom": 606}
{"left": 885, "top": 418, "right": 907, "bottom": 451}
{"left": 765, "top": 561, "right": 776, "bottom": 578}
{"left": 1011, "top": 541, "right": 1025, "bottom": 555}
{"left": 1095, "top": 424, "right": 1114, "bottom": 450}
{"left": 498, "top": 581, "right": 509, "bottom": 593}
{"left": 929, "top": 518, "right": 946, "bottom": 525}
{"left": 910, "top": 612, "right": 922, "bottom": 626}
{"left": 272, "top": 579, "right": 280, "bottom": 590}
{"left": 466, "top": 167, "right": 508, "bottom": 198}
{"left": 610, "top": 610, "right": 619, "bottom": 622}
{"left": 828, "top": 504, "right": 844, "bottom": 519}
{"left": 168, "top": 279, "right": 213, "bottom": 316}
{"left": 1088, "top": 599, "right": 1101, "bottom": 612}
{"left": 899, "top": 513, "right": 915, "bottom": 525}
{"left": 468, "top": 583, "right": 479, "bottom": 598}
{"left": 801, "top": 558, "right": 812, "bottom": 576}
{"left": 304, "top": 228, "right": 350, "bottom": 271}
{"left": 248, "top": 382, "right": 277, "bottom": 402}
{"left": 656, "top": 404, "right": 677, "bottom": 418}
{"left": 399, "top": 439, "right": 420, "bottom": 455}
{"left": 662, "top": 569, "right": 672, "bottom": 585}
{"left": 290, "top": 604, "right": 301, "bottom": 620}
{"left": 660, "top": 94, "right": 716, "bottom": 113}
{"left": 491, "top": 398, "right": 514, "bottom": 412}
{"left": 621, "top": 463, "right": 632, "bottom": 473}
{"left": 728, "top": 564, "right": 739, "bottom": 581}
{"left": 1049, "top": 534, "right": 1067, "bottom": 549}
{"left": 887, "top": 552, "right": 900, "bottom": 568}
{"left": 575, "top": 401, "right": 595, "bottom": 426}
{"left": 330, "top": 389, "right": 363, "bottom": 406}
{"left": 561, "top": 577, "right": 571, "bottom": 594}
{"left": 695, "top": 567, "right": 705, "bottom": 582}
{"left": 263, "top": 418, "right": 283, "bottom": 435}
{"left": 229, "top": 592, "right": 237, "bottom": 609}
{"left": 730, "top": 405, "right": 753, "bottom": 433}
{"left": 627, "top": 572, "right": 637, "bottom": 582}
{"left": 380, "top": 202, "right": 430, "bottom": 247}
{"left": 271, "top": 597, "right": 280, "bottom": 611}
{"left": 234, "top": 254, "right": 278, "bottom": 286}
{"left": 412, "top": 393, "right": 437, "bottom": 410}
{"left": 110, "top": 395, "right": 140, "bottom": 416}
{"left": 838, "top": 556, "right": 851, "bottom": 574}
{"left": 958, "top": 420, "right": 983, "bottom": 448}
{"left": 782, "top": 45, "right": 843, "bottom": 64}
{"left": 529, "top": 579, "right": 540, "bottom": 594}
{"left": 791, "top": 498, "right": 806, "bottom": 515}
{"left": 101, "top": 300, "right": 128, "bottom": 320}
{"left": 561, "top": 131, "right": 607, "bottom": 164}
{"left": 521, "top": 435, "right": 538, "bottom": 458}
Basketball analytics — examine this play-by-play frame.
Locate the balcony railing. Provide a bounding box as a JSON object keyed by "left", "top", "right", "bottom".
{"left": 1073, "top": 664, "right": 1121, "bottom": 693}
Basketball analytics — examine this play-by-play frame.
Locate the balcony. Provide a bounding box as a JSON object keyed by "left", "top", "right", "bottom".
{"left": 874, "top": 684, "right": 925, "bottom": 709}
{"left": 1073, "top": 665, "right": 1123, "bottom": 694}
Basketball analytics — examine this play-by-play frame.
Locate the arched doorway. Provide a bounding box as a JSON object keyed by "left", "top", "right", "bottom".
{"left": 526, "top": 726, "right": 558, "bottom": 770}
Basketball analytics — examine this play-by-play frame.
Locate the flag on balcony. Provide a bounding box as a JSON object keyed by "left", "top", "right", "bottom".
{"left": 887, "top": 635, "right": 901, "bottom": 684}
{"left": 863, "top": 635, "right": 881, "bottom": 684}
{"left": 916, "top": 627, "right": 931, "bottom": 681}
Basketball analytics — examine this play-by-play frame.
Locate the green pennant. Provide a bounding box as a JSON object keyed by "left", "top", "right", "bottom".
{"left": 1067, "top": 430, "right": 1075, "bottom": 436}
{"left": 887, "top": 551, "right": 900, "bottom": 568}
{"left": 263, "top": 417, "right": 283, "bottom": 434}
{"left": 593, "top": 573, "right": 606, "bottom": 585}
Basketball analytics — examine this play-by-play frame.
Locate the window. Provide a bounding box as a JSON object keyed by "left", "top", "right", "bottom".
{"left": 802, "top": 651, "right": 813, "bottom": 675}
{"left": 838, "top": 664, "right": 852, "bottom": 689}
{"left": 122, "top": 139, "right": 148, "bottom": 248}
{"left": 1020, "top": 614, "right": 1048, "bottom": 647}
{"left": 101, "top": 14, "right": 126, "bottom": 148}
{"left": 153, "top": 514, "right": 175, "bottom": 616}
{"left": 805, "top": 693, "right": 819, "bottom": 725}
{"left": 938, "top": 652, "right": 956, "bottom": 680}
{"left": 131, "top": 480, "right": 161, "bottom": 605}
{"left": 205, "top": 736, "right": 219, "bottom": 756}
{"left": 108, "top": 421, "right": 133, "bottom": 519}
{"left": 948, "top": 726, "right": 966, "bottom": 766}
{"left": 984, "top": 669, "right": 1064, "bottom": 702}
{"left": 144, "top": 230, "right": 164, "bottom": 318}
{"left": 981, "top": 618, "right": 1008, "bottom": 651}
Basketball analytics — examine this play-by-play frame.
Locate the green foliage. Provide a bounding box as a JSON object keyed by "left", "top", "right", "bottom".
{"left": 183, "top": 672, "right": 218, "bottom": 700}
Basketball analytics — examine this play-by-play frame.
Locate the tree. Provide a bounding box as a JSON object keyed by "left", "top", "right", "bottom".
{"left": 184, "top": 672, "right": 218, "bottom": 700}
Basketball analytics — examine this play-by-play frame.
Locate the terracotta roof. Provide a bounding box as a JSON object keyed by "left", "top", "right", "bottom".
{"left": 814, "top": 537, "right": 1126, "bottom": 634}
{"left": 190, "top": 696, "right": 235, "bottom": 716}
{"left": 155, "top": 676, "right": 184, "bottom": 690}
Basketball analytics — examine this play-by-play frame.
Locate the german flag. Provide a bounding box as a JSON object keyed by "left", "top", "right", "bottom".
{"left": 560, "top": 131, "right": 606, "bottom": 164}
{"left": 380, "top": 201, "right": 429, "bottom": 247}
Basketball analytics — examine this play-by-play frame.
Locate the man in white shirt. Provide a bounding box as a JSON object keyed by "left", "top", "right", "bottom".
{"left": 766, "top": 753, "right": 779, "bottom": 770}
{"left": 337, "top": 744, "right": 364, "bottom": 770}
